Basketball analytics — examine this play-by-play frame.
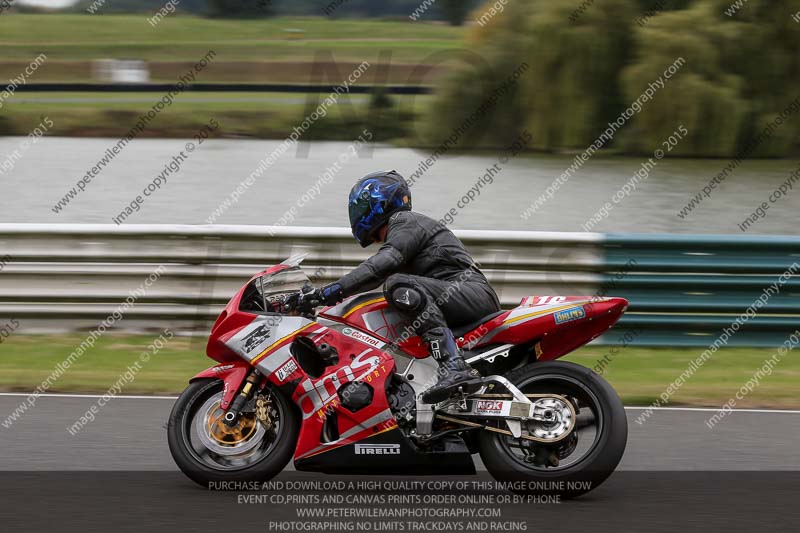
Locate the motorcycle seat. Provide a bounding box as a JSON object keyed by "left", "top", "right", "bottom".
{"left": 451, "top": 310, "right": 506, "bottom": 338}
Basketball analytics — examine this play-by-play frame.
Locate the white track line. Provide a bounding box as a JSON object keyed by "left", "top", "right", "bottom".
{"left": 1, "top": 392, "right": 800, "bottom": 414}
{"left": 623, "top": 406, "right": 800, "bottom": 414}
{"left": 0, "top": 392, "right": 178, "bottom": 400}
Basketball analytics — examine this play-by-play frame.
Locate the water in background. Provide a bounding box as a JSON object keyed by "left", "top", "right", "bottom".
{"left": 1, "top": 136, "right": 797, "bottom": 235}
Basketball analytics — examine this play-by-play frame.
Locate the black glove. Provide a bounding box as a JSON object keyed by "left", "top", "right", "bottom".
{"left": 319, "top": 283, "right": 343, "bottom": 306}
{"left": 289, "top": 283, "right": 343, "bottom": 311}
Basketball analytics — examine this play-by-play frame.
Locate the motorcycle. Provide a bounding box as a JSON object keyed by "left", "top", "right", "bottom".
{"left": 168, "top": 254, "right": 628, "bottom": 497}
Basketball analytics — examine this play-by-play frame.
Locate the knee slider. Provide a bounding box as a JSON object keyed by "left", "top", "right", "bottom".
{"left": 389, "top": 286, "right": 425, "bottom": 314}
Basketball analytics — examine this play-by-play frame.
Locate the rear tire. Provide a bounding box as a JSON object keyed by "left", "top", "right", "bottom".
{"left": 478, "top": 361, "right": 627, "bottom": 498}
{"left": 167, "top": 379, "right": 299, "bottom": 487}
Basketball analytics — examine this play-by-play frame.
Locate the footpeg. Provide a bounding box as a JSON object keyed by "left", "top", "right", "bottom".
{"left": 420, "top": 377, "right": 482, "bottom": 405}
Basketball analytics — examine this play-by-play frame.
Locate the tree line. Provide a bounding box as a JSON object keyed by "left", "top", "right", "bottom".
{"left": 425, "top": 0, "right": 799, "bottom": 157}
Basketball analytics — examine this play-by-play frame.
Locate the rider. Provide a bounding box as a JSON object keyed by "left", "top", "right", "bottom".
{"left": 304, "top": 170, "right": 501, "bottom": 403}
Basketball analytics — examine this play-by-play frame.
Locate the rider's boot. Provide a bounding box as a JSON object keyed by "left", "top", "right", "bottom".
{"left": 420, "top": 327, "right": 482, "bottom": 404}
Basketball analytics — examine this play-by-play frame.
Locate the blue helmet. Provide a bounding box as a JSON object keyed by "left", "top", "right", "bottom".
{"left": 348, "top": 170, "right": 412, "bottom": 247}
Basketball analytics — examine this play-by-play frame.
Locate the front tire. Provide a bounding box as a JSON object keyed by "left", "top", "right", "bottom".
{"left": 167, "top": 379, "right": 299, "bottom": 487}
{"left": 478, "top": 361, "right": 627, "bottom": 498}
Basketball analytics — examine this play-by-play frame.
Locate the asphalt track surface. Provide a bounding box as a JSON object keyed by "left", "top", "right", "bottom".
{"left": 2, "top": 394, "right": 799, "bottom": 471}
{"left": 2, "top": 394, "right": 799, "bottom": 532}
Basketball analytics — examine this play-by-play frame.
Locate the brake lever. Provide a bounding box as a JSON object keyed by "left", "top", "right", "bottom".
{"left": 290, "top": 285, "right": 320, "bottom": 317}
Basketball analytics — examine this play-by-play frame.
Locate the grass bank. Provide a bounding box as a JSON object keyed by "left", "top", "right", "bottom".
{"left": 0, "top": 15, "right": 464, "bottom": 64}
{"left": 0, "top": 91, "right": 426, "bottom": 140}
{"left": 0, "top": 15, "right": 462, "bottom": 141}
{"left": 0, "top": 334, "right": 797, "bottom": 408}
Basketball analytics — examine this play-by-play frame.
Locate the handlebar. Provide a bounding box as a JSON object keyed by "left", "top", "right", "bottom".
{"left": 283, "top": 283, "right": 320, "bottom": 316}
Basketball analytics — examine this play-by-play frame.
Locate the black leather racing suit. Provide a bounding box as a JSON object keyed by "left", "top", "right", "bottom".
{"left": 335, "top": 210, "right": 501, "bottom": 336}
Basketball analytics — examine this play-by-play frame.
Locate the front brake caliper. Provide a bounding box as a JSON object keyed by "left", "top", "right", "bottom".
{"left": 255, "top": 393, "right": 274, "bottom": 431}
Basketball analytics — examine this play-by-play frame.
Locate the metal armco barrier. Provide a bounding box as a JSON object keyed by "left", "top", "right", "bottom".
{"left": 0, "top": 224, "right": 797, "bottom": 346}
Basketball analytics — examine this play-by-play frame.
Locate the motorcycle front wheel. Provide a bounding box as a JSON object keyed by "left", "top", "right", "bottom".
{"left": 167, "top": 379, "right": 298, "bottom": 487}
{"left": 478, "top": 361, "right": 627, "bottom": 498}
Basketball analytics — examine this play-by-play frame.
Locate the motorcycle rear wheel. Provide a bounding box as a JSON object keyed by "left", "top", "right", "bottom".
{"left": 167, "top": 379, "right": 298, "bottom": 487}
{"left": 478, "top": 361, "right": 627, "bottom": 498}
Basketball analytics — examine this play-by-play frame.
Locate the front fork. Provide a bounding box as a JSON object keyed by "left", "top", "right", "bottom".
{"left": 189, "top": 362, "right": 262, "bottom": 423}
{"left": 224, "top": 369, "right": 260, "bottom": 427}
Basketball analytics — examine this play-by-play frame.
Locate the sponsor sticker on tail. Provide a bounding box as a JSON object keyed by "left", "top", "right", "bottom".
{"left": 554, "top": 306, "right": 586, "bottom": 324}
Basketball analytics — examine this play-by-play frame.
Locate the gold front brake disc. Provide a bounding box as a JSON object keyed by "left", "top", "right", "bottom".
{"left": 206, "top": 403, "right": 258, "bottom": 446}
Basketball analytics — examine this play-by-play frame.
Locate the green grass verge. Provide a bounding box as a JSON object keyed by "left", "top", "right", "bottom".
{"left": 0, "top": 334, "right": 797, "bottom": 408}
{"left": 0, "top": 15, "right": 465, "bottom": 62}
{"left": 565, "top": 346, "right": 799, "bottom": 409}
{"left": 0, "top": 334, "right": 210, "bottom": 395}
